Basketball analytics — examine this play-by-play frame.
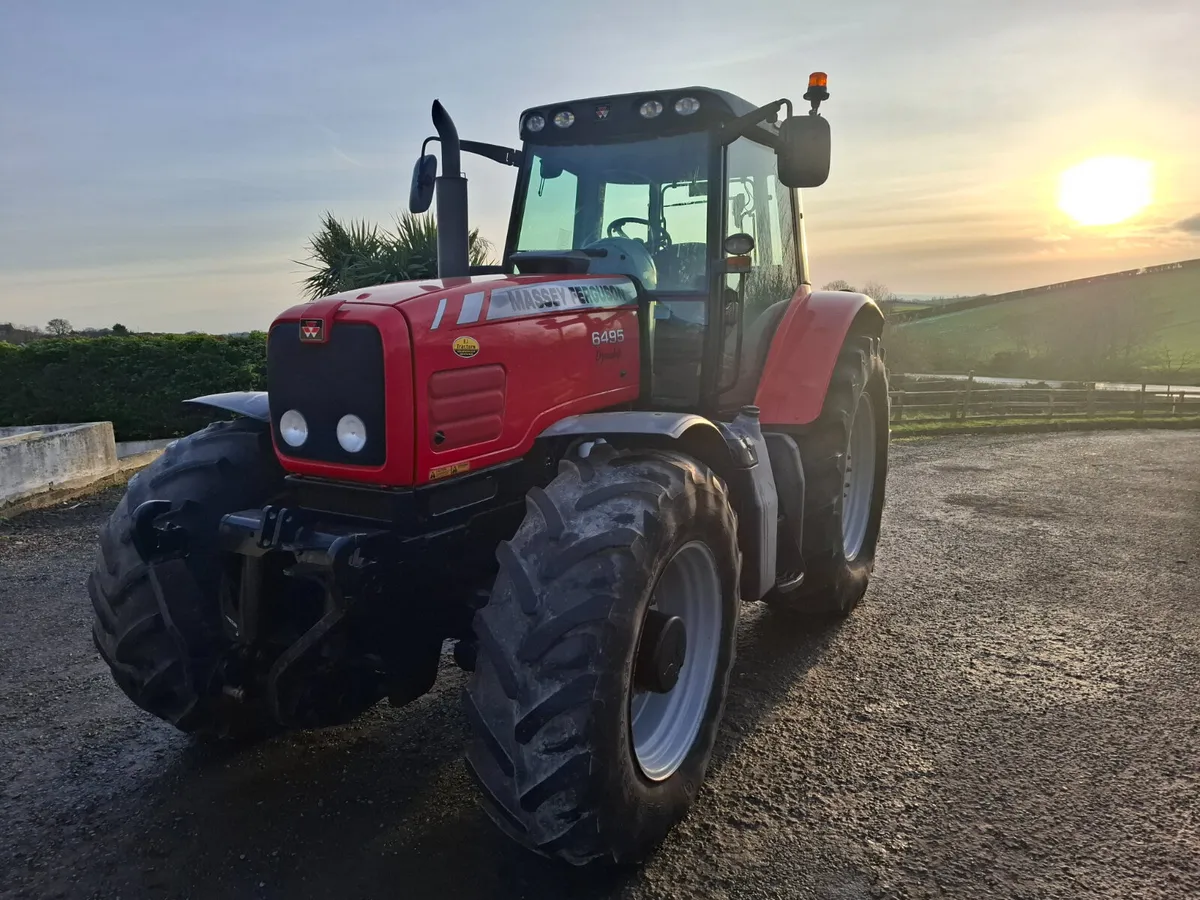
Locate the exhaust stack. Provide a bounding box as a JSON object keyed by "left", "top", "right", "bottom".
{"left": 431, "top": 100, "right": 470, "bottom": 279}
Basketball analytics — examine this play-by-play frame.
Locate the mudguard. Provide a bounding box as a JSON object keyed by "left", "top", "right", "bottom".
{"left": 539, "top": 411, "right": 758, "bottom": 469}
{"left": 184, "top": 391, "right": 271, "bottom": 422}
{"left": 538, "top": 410, "right": 779, "bottom": 601}
{"left": 755, "top": 290, "right": 884, "bottom": 425}
{"left": 540, "top": 411, "right": 721, "bottom": 442}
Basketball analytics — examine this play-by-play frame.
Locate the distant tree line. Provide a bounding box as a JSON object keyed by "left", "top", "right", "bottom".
{"left": 1, "top": 320, "right": 132, "bottom": 345}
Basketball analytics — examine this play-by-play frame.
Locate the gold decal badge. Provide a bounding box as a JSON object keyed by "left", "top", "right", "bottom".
{"left": 452, "top": 336, "right": 480, "bottom": 358}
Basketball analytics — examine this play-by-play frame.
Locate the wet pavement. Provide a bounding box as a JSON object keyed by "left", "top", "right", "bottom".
{"left": 1, "top": 430, "right": 1197, "bottom": 899}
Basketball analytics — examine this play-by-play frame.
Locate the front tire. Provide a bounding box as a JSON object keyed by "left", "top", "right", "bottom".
{"left": 89, "top": 419, "right": 286, "bottom": 737}
{"left": 464, "top": 447, "right": 740, "bottom": 865}
{"left": 768, "top": 335, "right": 889, "bottom": 617}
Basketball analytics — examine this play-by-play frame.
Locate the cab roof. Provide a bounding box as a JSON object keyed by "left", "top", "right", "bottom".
{"left": 518, "top": 87, "right": 764, "bottom": 145}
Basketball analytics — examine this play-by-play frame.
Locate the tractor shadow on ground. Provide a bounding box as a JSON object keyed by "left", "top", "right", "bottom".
{"left": 122, "top": 609, "right": 841, "bottom": 900}
{"left": 125, "top": 669, "right": 636, "bottom": 900}
{"left": 710, "top": 603, "right": 843, "bottom": 771}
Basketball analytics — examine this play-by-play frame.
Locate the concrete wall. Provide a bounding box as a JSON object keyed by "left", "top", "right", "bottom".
{"left": 116, "top": 438, "right": 175, "bottom": 459}
{"left": 0, "top": 422, "right": 122, "bottom": 510}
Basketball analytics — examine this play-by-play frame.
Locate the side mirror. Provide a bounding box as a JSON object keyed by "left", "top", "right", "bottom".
{"left": 539, "top": 158, "right": 563, "bottom": 180}
{"left": 409, "top": 154, "right": 437, "bottom": 214}
{"left": 776, "top": 114, "right": 831, "bottom": 188}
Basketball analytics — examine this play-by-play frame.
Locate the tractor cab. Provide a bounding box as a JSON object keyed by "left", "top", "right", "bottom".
{"left": 410, "top": 80, "right": 833, "bottom": 415}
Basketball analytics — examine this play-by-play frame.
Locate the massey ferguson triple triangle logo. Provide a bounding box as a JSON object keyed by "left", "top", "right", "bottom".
{"left": 299, "top": 318, "right": 324, "bottom": 342}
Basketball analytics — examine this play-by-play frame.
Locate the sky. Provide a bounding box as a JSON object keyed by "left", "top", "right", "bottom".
{"left": 2, "top": 0, "right": 1198, "bottom": 333}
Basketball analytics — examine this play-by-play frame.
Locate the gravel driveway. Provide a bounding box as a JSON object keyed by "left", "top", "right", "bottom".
{"left": 1, "top": 431, "right": 1197, "bottom": 900}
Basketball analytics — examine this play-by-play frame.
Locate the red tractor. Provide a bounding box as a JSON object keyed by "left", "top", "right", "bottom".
{"left": 90, "top": 76, "right": 888, "bottom": 865}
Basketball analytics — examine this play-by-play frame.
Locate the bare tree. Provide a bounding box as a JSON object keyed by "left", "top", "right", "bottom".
{"left": 47, "top": 318, "right": 73, "bottom": 336}
{"left": 862, "top": 281, "right": 895, "bottom": 304}
{"left": 822, "top": 279, "right": 855, "bottom": 292}
{"left": 1153, "top": 347, "right": 1197, "bottom": 382}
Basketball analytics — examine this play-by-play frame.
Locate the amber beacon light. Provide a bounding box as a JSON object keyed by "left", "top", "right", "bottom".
{"left": 804, "top": 72, "right": 829, "bottom": 113}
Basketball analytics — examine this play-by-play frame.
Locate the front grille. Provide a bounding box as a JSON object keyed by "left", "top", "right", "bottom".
{"left": 268, "top": 322, "right": 387, "bottom": 466}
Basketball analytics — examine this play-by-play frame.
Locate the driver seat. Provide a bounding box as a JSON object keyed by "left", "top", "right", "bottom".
{"left": 654, "top": 242, "right": 707, "bottom": 292}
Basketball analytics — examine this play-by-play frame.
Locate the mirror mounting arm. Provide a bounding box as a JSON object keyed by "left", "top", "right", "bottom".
{"left": 718, "top": 98, "right": 792, "bottom": 146}
{"left": 420, "top": 136, "right": 523, "bottom": 168}
{"left": 462, "top": 140, "right": 523, "bottom": 168}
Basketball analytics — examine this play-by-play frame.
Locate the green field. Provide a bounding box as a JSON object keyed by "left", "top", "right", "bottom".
{"left": 884, "top": 302, "right": 932, "bottom": 315}
{"left": 898, "top": 264, "right": 1200, "bottom": 365}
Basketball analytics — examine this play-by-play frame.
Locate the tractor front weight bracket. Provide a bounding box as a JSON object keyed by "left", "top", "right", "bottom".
{"left": 217, "top": 504, "right": 401, "bottom": 726}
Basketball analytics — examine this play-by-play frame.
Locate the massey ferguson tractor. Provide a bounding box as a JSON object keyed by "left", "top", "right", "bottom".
{"left": 89, "top": 75, "right": 889, "bottom": 865}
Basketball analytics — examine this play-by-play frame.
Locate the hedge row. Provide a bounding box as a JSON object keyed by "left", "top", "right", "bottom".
{"left": 0, "top": 334, "right": 267, "bottom": 441}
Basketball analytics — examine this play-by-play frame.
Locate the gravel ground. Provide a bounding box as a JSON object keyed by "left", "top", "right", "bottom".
{"left": 1, "top": 431, "right": 1197, "bottom": 900}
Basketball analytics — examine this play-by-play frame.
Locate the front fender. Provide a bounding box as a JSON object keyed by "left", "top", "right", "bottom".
{"left": 540, "top": 411, "right": 718, "bottom": 442}
{"left": 537, "top": 409, "right": 779, "bottom": 600}
{"left": 184, "top": 391, "right": 270, "bottom": 422}
{"left": 755, "top": 290, "right": 883, "bottom": 425}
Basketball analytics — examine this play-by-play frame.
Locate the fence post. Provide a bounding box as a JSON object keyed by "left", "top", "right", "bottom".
{"left": 892, "top": 374, "right": 905, "bottom": 422}
{"left": 1086, "top": 383, "right": 1095, "bottom": 418}
{"left": 951, "top": 390, "right": 962, "bottom": 421}
{"left": 963, "top": 370, "right": 975, "bottom": 420}
{"left": 1047, "top": 390, "right": 1055, "bottom": 419}
{"left": 1137, "top": 384, "right": 1146, "bottom": 419}
{"left": 1175, "top": 391, "right": 1183, "bottom": 417}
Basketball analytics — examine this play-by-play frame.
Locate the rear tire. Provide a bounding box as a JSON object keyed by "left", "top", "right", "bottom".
{"left": 89, "top": 419, "right": 285, "bottom": 737}
{"left": 767, "top": 335, "right": 889, "bottom": 617}
{"left": 464, "top": 446, "right": 740, "bottom": 865}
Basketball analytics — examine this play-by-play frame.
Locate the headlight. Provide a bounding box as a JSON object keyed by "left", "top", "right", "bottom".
{"left": 639, "top": 99, "right": 664, "bottom": 119}
{"left": 279, "top": 409, "right": 308, "bottom": 448}
{"left": 525, "top": 113, "right": 545, "bottom": 133}
{"left": 337, "top": 414, "right": 367, "bottom": 453}
{"left": 674, "top": 97, "right": 700, "bottom": 116}
{"left": 553, "top": 110, "right": 575, "bottom": 128}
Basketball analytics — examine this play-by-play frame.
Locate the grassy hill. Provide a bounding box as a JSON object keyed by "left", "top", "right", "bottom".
{"left": 890, "top": 260, "right": 1200, "bottom": 381}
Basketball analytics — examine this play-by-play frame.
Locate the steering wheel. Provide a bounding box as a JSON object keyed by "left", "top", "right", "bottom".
{"left": 607, "top": 217, "right": 672, "bottom": 254}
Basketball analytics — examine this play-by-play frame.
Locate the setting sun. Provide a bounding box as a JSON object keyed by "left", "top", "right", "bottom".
{"left": 1057, "top": 156, "right": 1153, "bottom": 226}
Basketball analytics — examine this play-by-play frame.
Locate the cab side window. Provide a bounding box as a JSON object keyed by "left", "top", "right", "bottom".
{"left": 726, "top": 138, "right": 800, "bottom": 318}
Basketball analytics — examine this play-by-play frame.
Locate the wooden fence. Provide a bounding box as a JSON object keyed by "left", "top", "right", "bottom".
{"left": 889, "top": 374, "right": 1200, "bottom": 423}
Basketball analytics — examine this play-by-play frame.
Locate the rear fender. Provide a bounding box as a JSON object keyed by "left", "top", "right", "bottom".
{"left": 184, "top": 391, "right": 270, "bottom": 422}
{"left": 755, "top": 291, "right": 884, "bottom": 425}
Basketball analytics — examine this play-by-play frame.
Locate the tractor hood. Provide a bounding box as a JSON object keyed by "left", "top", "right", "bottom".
{"left": 324, "top": 275, "right": 509, "bottom": 309}
{"left": 274, "top": 273, "right": 640, "bottom": 336}
{"left": 266, "top": 273, "right": 641, "bottom": 489}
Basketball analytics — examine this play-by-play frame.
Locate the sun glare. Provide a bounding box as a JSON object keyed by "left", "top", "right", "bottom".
{"left": 1057, "top": 156, "right": 1153, "bottom": 227}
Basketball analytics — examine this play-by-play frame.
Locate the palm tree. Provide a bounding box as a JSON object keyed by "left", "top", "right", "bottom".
{"left": 300, "top": 212, "right": 494, "bottom": 301}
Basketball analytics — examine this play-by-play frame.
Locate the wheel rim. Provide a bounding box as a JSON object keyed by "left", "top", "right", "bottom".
{"left": 630, "top": 541, "right": 723, "bottom": 781}
{"left": 842, "top": 391, "right": 877, "bottom": 561}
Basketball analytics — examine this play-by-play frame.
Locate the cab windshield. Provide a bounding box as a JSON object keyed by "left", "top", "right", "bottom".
{"left": 514, "top": 132, "right": 710, "bottom": 293}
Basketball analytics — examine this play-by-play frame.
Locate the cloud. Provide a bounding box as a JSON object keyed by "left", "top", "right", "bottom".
{"left": 1175, "top": 213, "right": 1200, "bottom": 234}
